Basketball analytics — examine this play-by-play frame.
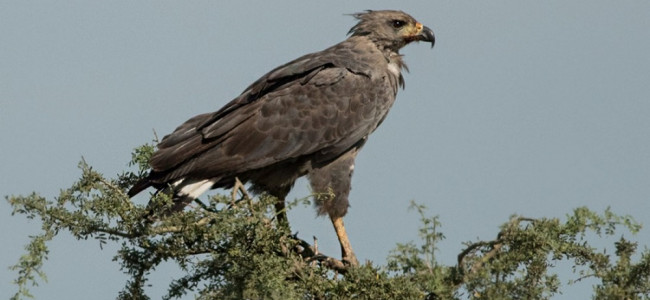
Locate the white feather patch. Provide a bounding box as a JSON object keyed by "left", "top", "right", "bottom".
{"left": 178, "top": 179, "right": 216, "bottom": 199}
{"left": 172, "top": 179, "right": 184, "bottom": 188}
{"left": 387, "top": 61, "right": 401, "bottom": 77}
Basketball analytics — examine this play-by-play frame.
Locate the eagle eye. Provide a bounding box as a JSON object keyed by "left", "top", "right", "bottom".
{"left": 391, "top": 19, "right": 406, "bottom": 29}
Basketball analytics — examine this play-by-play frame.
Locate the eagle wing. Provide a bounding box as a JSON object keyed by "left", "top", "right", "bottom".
{"left": 142, "top": 41, "right": 395, "bottom": 186}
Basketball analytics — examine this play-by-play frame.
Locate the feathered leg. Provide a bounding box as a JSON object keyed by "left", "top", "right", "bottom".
{"left": 267, "top": 185, "right": 292, "bottom": 231}
{"left": 308, "top": 148, "right": 360, "bottom": 265}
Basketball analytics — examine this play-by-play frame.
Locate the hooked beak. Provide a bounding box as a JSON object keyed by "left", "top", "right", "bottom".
{"left": 418, "top": 25, "right": 435, "bottom": 48}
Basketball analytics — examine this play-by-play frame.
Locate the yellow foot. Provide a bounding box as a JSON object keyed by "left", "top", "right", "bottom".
{"left": 331, "top": 216, "right": 359, "bottom": 266}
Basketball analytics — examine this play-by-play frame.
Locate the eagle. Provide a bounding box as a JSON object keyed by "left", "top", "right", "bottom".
{"left": 128, "top": 10, "right": 434, "bottom": 265}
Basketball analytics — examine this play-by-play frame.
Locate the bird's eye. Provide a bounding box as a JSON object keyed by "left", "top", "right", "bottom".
{"left": 391, "top": 20, "right": 406, "bottom": 29}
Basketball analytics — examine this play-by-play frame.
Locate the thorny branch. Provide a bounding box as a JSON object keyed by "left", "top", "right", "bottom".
{"left": 289, "top": 235, "right": 349, "bottom": 274}
{"left": 457, "top": 216, "right": 537, "bottom": 277}
{"left": 225, "top": 183, "right": 352, "bottom": 274}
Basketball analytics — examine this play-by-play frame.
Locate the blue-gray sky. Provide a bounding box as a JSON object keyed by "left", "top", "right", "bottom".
{"left": 2, "top": 2, "right": 649, "bottom": 299}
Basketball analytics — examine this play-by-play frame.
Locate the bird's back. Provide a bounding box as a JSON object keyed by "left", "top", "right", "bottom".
{"left": 130, "top": 35, "right": 401, "bottom": 195}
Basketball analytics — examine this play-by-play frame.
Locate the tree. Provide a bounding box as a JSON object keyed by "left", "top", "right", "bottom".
{"left": 7, "top": 144, "right": 650, "bottom": 299}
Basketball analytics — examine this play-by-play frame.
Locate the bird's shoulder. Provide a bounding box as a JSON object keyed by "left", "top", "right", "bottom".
{"left": 150, "top": 36, "right": 399, "bottom": 174}
{"left": 247, "top": 36, "right": 389, "bottom": 98}
{"left": 196, "top": 36, "right": 391, "bottom": 135}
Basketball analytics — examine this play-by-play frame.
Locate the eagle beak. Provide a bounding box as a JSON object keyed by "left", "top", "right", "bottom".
{"left": 418, "top": 25, "right": 435, "bottom": 48}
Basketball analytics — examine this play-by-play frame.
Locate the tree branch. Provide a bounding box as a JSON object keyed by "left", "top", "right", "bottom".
{"left": 289, "top": 234, "right": 350, "bottom": 274}
{"left": 457, "top": 216, "right": 537, "bottom": 276}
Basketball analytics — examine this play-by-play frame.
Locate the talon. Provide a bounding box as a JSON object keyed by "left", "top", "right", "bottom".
{"left": 343, "top": 254, "right": 359, "bottom": 267}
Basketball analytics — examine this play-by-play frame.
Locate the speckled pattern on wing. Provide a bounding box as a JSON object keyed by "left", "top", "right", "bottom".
{"left": 128, "top": 10, "right": 434, "bottom": 220}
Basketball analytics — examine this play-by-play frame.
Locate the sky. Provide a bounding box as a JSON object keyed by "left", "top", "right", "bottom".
{"left": 2, "top": 1, "right": 649, "bottom": 299}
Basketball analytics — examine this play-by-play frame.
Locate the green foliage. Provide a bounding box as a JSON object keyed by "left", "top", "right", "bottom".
{"left": 7, "top": 144, "right": 650, "bottom": 299}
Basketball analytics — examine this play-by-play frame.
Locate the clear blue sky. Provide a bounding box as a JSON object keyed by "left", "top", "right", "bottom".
{"left": 2, "top": 2, "right": 649, "bottom": 299}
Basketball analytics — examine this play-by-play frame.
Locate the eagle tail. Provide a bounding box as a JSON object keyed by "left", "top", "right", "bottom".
{"left": 138, "top": 177, "right": 218, "bottom": 221}
{"left": 127, "top": 177, "right": 153, "bottom": 197}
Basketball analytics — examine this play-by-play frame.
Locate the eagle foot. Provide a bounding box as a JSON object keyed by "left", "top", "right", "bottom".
{"left": 289, "top": 234, "right": 356, "bottom": 274}
{"left": 342, "top": 252, "right": 359, "bottom": 267}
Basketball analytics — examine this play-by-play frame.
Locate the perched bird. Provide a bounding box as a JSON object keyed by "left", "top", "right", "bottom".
{"left": 128, "top": 10, "right": 434, "bottom": 265}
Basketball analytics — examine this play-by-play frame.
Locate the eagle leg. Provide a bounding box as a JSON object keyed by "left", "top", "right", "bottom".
{"left": 266, "top": 185, "right": 293, "bottom": 231}
{"left": 230, "top": 177, "right": 251, "bottom": 205}
{"left": 331, "top": 216, "right": 359, "bottom": 266}
{"left": 275, "top": 200, "right": 290, "bottom": 230}
{"left": 308, "top": 148, "right": 360, "bottom": 265}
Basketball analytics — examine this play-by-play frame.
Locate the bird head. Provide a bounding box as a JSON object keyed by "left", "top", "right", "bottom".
{"left": 348, "top": 10, "right": 435, "bottom": 51}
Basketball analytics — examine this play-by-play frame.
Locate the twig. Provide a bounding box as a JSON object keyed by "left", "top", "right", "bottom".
{"left": 98, "top": 178, "right": 134, "bottom": 222}
{"left": 152, "top": 129, "right": 159, "bottom": 143}
{"left": 457, "top": 239, "right": 503, "bottom": 269}
{"left": 306, "top": 254, "right": 349, "bottom": 273}
{"left": 194, "top": 199, "right": 220, "bottom": 214}
{"left": 457, "top": 216, "right": 538, "bottom": 277}
{"left": 93, "top": 227, "right": 139, "bottom": 239}
{"left": 470, "top": 242, "right": 503, "bottom": 274}
{"left": 289, "top": 234, "right": 350, "bottom": 274}
{"left": 571, "top": 272, "right": 597, "bottom": 284}
{"left": 150, "top": 217, "right": 211, "bottom": 235}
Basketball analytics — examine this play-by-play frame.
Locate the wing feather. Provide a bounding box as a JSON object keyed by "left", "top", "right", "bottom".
{"left": 145, "top": 38, "right": 396, "bottom": 185}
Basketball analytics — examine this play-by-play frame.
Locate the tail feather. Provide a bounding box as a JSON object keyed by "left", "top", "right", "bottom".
{"left": 137, "top": 177, "right": 218, "bottom": 222}
{"left": 127, "top": 177, "right": 153, "bottom": 197}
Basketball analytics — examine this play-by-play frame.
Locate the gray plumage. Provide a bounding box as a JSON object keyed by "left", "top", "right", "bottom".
{"left": 128, "top": 10, "right": 434, "bottom": 264}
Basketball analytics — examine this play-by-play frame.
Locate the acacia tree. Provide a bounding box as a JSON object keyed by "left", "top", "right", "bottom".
{"left": 7, "top": 144, "right": 650, "bottom": 299}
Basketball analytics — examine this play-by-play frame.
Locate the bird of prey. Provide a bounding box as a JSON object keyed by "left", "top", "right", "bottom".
{"left": 128, "top": 10, "right": 434, "bottom": 265}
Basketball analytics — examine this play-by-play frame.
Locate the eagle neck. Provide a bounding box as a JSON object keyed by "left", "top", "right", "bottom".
{"left": 385, "top": 51, "right": 406, "bottom": 89}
